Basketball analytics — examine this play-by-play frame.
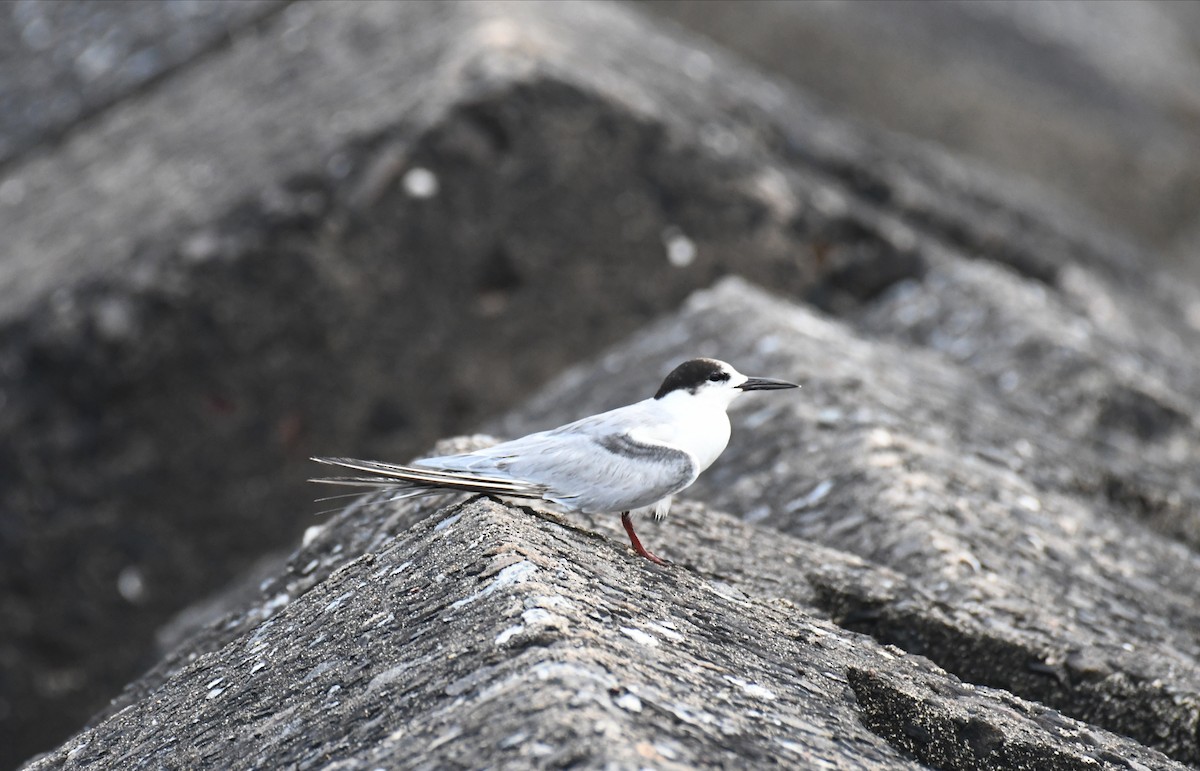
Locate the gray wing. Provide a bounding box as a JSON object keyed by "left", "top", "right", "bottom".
{"left": 417, "top": 404, "right": 698, "bottom": 514}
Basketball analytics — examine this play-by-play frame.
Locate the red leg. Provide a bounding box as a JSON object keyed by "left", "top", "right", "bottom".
{"left": 621, "top": 511, "right": 668, "bottom": 566}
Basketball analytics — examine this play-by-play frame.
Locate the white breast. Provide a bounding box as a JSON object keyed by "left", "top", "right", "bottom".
{"left": 630, "top": 390, "right": 733, "bottom": 473}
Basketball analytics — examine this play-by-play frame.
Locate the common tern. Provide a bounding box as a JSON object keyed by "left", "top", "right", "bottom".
{"left": 311, "top": 358, "right": 798, "bottom": 565}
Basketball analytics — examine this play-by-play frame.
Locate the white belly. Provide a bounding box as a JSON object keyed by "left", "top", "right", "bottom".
{"left": 631, "top": 402, "right": 732, "bottom": 473}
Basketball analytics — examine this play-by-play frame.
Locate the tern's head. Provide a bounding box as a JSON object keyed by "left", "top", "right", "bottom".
{"left": 653, "top": 358, "right": 798, "bottom": 409}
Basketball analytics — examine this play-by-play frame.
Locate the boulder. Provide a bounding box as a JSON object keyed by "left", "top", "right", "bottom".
{"left": 649, "top": 0, "right": 1200, "bottom": 284}
{"left": 5, "top": 0, "right": 1200, "bottom": 766}
{"left": 22, "top": 493, "right": 1190, "bottom": 770}
{"left": 0, "top": 1, "right": 283, "bottom": 164}
{"left": 32, "top": 270, "right": 1200, "bottom": 768}
{"left": 0, "top": 0, "right": 820, "bottom": 758}
{"left": 502, "top": 277, "right": 1200, "bottom": 765}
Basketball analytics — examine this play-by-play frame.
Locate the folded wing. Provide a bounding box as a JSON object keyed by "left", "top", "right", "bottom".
{"left": 311, "top": 403, "right": 699, "bottom": 515}
{"left": 309, "top": 456, "right": 547, "bottom": 499}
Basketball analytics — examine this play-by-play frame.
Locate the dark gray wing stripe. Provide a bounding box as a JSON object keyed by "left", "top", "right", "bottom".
{"left": 593, "top": 434, "right": 696, "bottom": 489}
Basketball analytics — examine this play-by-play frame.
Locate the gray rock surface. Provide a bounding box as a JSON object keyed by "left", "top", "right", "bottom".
{"left": 36, "top": 273, "right": 1200, "bottom": 769}
{"left": 647, "top": 0, "right": 1200, "bottom": 285}
{"left": 21, "top": 494, "right": 1190, "bottom": 770}
{"left": 5, "top": 0, "right": 1200, "bottom": 767}
{"left": 503, "top": 278, "right": 1200, "bottom": 765}
{"left": 3, "top": 0, "right": 832, "bottom": 759}
{"left": 0, "top": 0, "right": 283, "bottom": 165}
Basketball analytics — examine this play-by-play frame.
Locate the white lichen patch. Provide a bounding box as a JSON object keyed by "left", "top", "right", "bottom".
{"left": 615, "top": 692, "right": 643, "bottom": 712}
{"left": 434, "top": 512, "right": 462, "bottom": 531}
{"left": 509, "top": 606, "right": 542, "bottom": 624}
{"left": 116, "top": 565, "right": 146, "bottom": 603}
{"left": 367, "top": 661, "right": 414, "bottom": 693}
{"left": 263, "top": 592, "right": 290, "bottom": 614}
{"left": 526, "top": 594, "right": 575, "bottom": 611}
{"left": 662, "top": 226, "right": 696, "bottom": 267}
{"left": 402, "top": 167, "right": 439, "bottom": 199}
{"left": 302, "top": 525, "right": 324, "bottom": 547}
{"left": 323, "top": 591, "right": 354, "bottom": 613}
{"left": 494, "top": 625, "right": 524, "bottom": 645}
{"left": 620, "top": 626, "right": 659, "bottom": 647}
{"left": 363, "top": 610, "right": 394, "bottom": 630}
{"left": 725, "top": 675, "right": 776, "bottom": 701}
{"left": 786, "top": 479, "right": 834, "bottom": 512}
{"left": 645, "top": 621, "right": 684, "bottom": 642}
{"left": 451, "top": 560, "right": 538, "bottom": 609}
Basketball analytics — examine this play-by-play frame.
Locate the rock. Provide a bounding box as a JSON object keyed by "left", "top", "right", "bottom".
{"left": 0, "top": 1, "right": 284, "bottom": 165}
{"left": 498, "top": 277, "right": 1200, "bottom": 765}
{"left": 5, "top": 0, "right": 1200, "bottom": 766}
{"left": 36, "top": 263, "right": 1200, "bottom": 768}
{"left": 648, "top": 0, "right": 1200, "bottom": 286}
{"left": 21, "top": 495, "right": 1189, "bottom": 770}
{"left": 1, "top": 0, "right": 828, "bottom": 758}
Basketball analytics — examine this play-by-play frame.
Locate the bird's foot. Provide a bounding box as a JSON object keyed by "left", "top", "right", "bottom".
{"left": 621, "top": 511, "right": 671, "bottom": 566}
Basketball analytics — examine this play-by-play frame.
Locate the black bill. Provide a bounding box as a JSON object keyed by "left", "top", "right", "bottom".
{"left": 738, "top": 376, "right": 800, "bottom": 391}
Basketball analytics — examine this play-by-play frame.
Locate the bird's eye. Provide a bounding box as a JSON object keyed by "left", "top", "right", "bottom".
{"left": 708, "top": 373, "right": 723, "bottom": 382}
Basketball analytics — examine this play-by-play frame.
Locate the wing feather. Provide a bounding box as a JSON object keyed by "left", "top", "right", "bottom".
{"left": 310, "top": 456, "right": 546, "bottom": 498}
{"left": 311, "top": 400, "right": 699, "bottom": 515}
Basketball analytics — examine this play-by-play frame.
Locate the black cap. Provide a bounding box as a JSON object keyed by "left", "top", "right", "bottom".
{"left": 654, "top": 358, "right": 731, "bottom": 399}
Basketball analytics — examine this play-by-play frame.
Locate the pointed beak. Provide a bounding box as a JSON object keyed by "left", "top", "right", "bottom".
{"left": 737, "top": 376, "right": 800, "bottom": 391}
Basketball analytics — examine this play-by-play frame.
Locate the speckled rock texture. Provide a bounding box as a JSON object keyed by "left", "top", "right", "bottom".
{"left": 501, "top": 278, "right": 1200, "bottom": 766}
{"left": 5, "top": 0, "right": 1200, "bottom": 767}
{"left": 27, "top": 270, "right": 1200, "bottom": 769}
{"left": 648, "top": 0, "right": 1200, "bottom": 286}
{"left": 22, "top": 493, "right": 1192, "bottom": 770}
{"left": 0, "top": 0, "right": 284, "bottom": 165}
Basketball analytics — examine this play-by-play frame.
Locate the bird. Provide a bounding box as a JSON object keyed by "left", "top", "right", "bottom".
{"left": 310, "top": 358, "right": 798, "bottom": 565}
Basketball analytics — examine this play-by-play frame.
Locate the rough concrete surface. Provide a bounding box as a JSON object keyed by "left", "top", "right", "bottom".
{"left": 646, "top": 0, "right": 1200, "bottom": 285}
{"left": 4, "top": 0, "right": 1200, "bottom": 767}
{"left": 23, "top": 494, "right": 1192, "bottom": 770}
{"left": 33, "top": 271, "right": 1200, "bottom": 768}
{"left": 3, "top": 0, "right": 839, "bottom": 759}
{"left": 502, "top": 278, "right": 1200, "bottom": 766}
{"left": 0, "top": 0, "right": 284, "bottom": 166}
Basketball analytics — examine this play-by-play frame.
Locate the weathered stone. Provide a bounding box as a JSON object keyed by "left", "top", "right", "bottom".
{"left": 43, "top": 259, "right": 1200, "bottom": 768}
{"left": 5, "top": 0, "right": 1200, "bottom": 766}
{"left": 22, "top": 495, "right": 1189, "bottom": 770}
{"left": 0, "top": 1, "right": 284, "bottom": 166}
{"left": 2, "top": 0, "right": 838, "bottom": 758}
{"left": 499, "top": 278, "right": 1200, "bottom": 764}
{"left": 648, "top": 0, "right": 1200, "bottom": 285}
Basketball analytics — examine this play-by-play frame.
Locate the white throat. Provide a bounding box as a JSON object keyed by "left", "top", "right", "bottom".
{"left": 637, "top": 388, "right": 735, "bottom": 472}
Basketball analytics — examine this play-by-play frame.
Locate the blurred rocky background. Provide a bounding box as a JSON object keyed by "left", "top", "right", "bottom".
{"left": 1, "top": 1, "right": 1199, "bottom": 769}
{"left": 649, "top": 0, "right": 1200, "bottom": 287}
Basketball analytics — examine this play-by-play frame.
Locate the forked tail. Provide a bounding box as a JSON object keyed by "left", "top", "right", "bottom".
{"left": 309, "top": 456, "right": 547, "bottom": 500}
